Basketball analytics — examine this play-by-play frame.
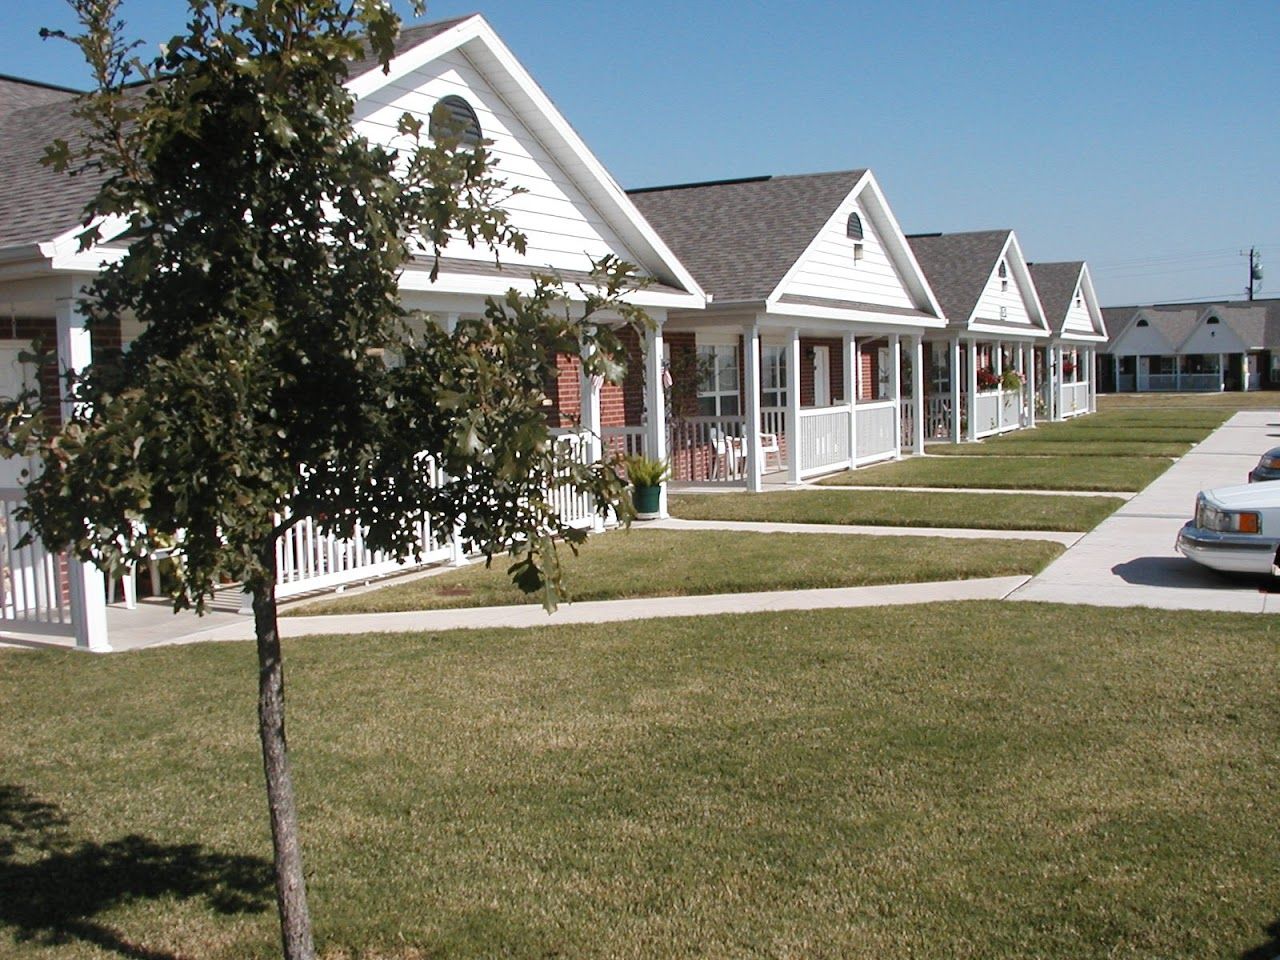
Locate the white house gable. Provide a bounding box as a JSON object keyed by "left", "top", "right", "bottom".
{"left": 1061, "top": 279, "right": 1095, "bottom": 335}
{"left": 1181, "top": 313, "right": 1249, "bottom": 356}
{"left": 354, "top": 49, "right": 645, "bottom": 275}
{"left": 777, "top": 186, "right": 916, "bottom": 310}
{"left": 1111, "top": 315, "right": 1175, "bottom": 355}
{"left": 972, "top": 252, "right": 1036, "bottom": 329}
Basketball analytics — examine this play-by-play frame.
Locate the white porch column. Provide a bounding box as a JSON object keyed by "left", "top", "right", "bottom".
{"left": 889, "top": 333, "right": 902, "bottom": 458}
{"left": 743, "top": 323, "right": 763, "bottom": 492}
{"left": 786, "top": 328, "right": 802, "bottom": 483}
{"left": 965, "top": 338, "right": 978, "bottom": 441}
{"left": 843, "top": 332, "right": 857, "bottom": 468}
{"left": 441, "top": 312, "right": 460, "bottom": 335}
{"left": 1218, "top": 353, "right": 1226, "bottom": 392}
{"left": 911, "top": 335, "right": 925, "bottom": 454}
{"left": 1241, "top": 354, "right": 1251, "bottom": 392}
{"left": 1087, "top": 349, "right": 1098, "bottom": 412}
{"left": 579, "top": 341, "right": 602, "bottom": 456}
{"left": 643, "top": 319, "right": 668, "bottom": 517}
{"left": 993, "top": 341, "right": 1004, "bottom": 431}
{"left": 54, "top": 288, "right": 110, "bottom": 652}
{"left": 1112, "top": 354, "right": 1119, "bottom": 393}
{"left": 1026, "top": 344, "right": 1037, "bottom": 428}
{"left": 950, "top": 336, "right": 962, "bottom": 444}
{"left": 1051, "top": 346, "right": 1063, "bottom": 421}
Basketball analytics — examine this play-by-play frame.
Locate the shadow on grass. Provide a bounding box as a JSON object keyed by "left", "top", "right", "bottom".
{"left": 0, "top": 784, "right": 272, "bottom": 960}
{"left": 1241, "top": 917, "right": 1280, "bottom": 959}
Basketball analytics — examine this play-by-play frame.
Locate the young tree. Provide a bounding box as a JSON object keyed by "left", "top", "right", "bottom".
{"left": 13, "top": 2, "right": 645, "bottom": 956}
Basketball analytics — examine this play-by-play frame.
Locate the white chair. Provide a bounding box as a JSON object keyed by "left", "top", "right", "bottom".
{"left": 709, "top": 428, "right": 745, "bottom": 480}
{"left": 759, "top": 433, "right": 781, "bottom": 472}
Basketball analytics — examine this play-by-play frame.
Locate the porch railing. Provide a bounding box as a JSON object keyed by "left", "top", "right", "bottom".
{"left": 974, "top": 390, "right": 1001, "bottom": 437}
{"left": 762, "top": 407, "right": 788, "bottom": 471}
{"left": 1059, "top": 381, "right": 1089, "bottom": 416}
{"left": 0, "top": 491, "right": 70, "bottom": 625}
{"left": 1000, "top": 389, "right": 1021, "bottom": 429}
{"left": 601, "top": 425, "right": 646, "bottom": 459}
{"left": 925, "top": 396, "right": 952, "bottom": 439}
{"left": 855, "top": 401, "right": 897, "bottom": 464}
{"left": 798, "top": 405, "right": 852, "bottom": 478}
{"left": 667, "top": 415, "right": 749, "bottom": 483}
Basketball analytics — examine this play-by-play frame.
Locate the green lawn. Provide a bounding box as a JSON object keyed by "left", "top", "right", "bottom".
{"left": 927, "top": 440, "right": 1192, "bottom": 458}
{"left": 1100, "top": 391, "right": 1279, "bottom": 412}
{"left": 820, "top": 454, "right": 1170, "bottom": 492}
{"left": 2, "top": 601, "right": 1278, "bottom": 958}
{"left": 670, "top": 490, "right": 1122, "bottom": 532}
{"left": 288, "top": 528, "right": 1060, "bottom": 616}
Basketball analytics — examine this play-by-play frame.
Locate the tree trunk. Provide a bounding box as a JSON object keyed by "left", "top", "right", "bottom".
{"left": 252, "top": 558, "right": 317, "bottom": 960}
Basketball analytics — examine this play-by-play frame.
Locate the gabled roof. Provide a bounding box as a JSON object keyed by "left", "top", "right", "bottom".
{"left": 906, "top": 230, "right": 1012, "bottom": 324}
{"left": 1204, "top": 303, "right": 1269, "bottom": 349}
{"left": 346, "top": 16, "right": 474, "bottom": 78}
{"left": 0, "top": 75, "right": 78, "bottom": 121}
{"left": 1102, "top": 297, "right": 1280, "bottom": 352}
{"left": 1029, "top": 261, "right": 1083, "bottom": 326}
{"left": 627, "top": 171, "right": 865, "bottom": 304}
{"left": 1109, "top": 306, "right": 1202, "bottom": 352}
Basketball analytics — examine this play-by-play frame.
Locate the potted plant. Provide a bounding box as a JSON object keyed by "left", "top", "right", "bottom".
{"left": 976, "top": 367, "right": 999, "bottom": 391}
{"left": 1000, "top": 368, "right": 1025, "bottom": 392}
{"left": 624, "top": 454, "right": 669, "bottom": 520}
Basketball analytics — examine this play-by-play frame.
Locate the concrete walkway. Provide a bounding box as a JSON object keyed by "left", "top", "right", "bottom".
{"left": 675, "top": 482, "right": 1136, "bottom": 499}
{"left": 647, "top": 516, "right": 1082, "bottom": 546}
{"left": 131, "top": 575, "right": 1030, "bottom": 649}
{"left": 1011, "top": 410, "right": 1280, "bottom": 612}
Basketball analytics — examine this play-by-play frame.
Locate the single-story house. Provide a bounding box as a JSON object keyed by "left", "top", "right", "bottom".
{"left": 1028, "top": 260, "right": 1107, "bottom": 418}
{"left": 906, "top": 230, "right": 1056, "bottom": 441}
{"left": 0, "top": 14, "right": 707, "bottom": 647}
{"left": 1100, "top": 298, "right": 1280, "bottom": 392}
{"left": 625, "top": 169, "right": 949, "bottom": 490}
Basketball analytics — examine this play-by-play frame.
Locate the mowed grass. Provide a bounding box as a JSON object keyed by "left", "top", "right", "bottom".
{"left": 927, "top": 439, "right": 1192, "bottom": 457}
{"left": 670, "top": 490, "right": 1122, "bottom": 532}
{"left": 2, "top": 602, "right": 1278, "bottom": 958}
{"left": 288, "top": 528, "right": 1061, "bottom": 616}
{"left": 1101, "top": 391, "right": 1280, "bottom": 412}
{"left": 820, "top": 454, "right": 1170, "bottom": 492}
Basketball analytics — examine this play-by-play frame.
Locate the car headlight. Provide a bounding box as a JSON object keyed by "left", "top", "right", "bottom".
{"left": 1261, "top": 455, "right": 1280, "bottom": 470}
{"left": 1196, "top": 498, "right": 1261, "bottom": 534}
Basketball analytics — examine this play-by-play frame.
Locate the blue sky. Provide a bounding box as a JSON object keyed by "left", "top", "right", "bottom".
{"left": 5, "top": 0, "right": 1277, "bottom": 307}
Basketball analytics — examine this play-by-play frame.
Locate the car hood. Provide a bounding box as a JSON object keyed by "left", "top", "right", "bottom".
{"left": 1202, "top": 482, "right": 1280, "bottom": 510}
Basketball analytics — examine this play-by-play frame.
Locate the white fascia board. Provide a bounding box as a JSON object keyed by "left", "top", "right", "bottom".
{"left": 398, "top": 266, "right": 700, "bottom": 309}
{"left": 968, "top": 321, "right": 1050, "bottom": 340}
{"left": 762, "top": 300, "right": 947, "bottom": 335}
{"left": 347, "top": 16, "right": 706, "bottom": 307}
{"left": 1077, "top": 263, "right": 1108, "bottom": 339}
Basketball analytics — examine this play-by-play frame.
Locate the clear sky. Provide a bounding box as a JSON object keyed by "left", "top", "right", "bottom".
{"left": 4, "top": 0, "right": 1277, "bottom": 307}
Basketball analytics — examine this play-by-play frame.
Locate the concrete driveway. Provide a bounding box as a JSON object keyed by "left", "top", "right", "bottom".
{"left": 1011, "top": 409, "right": 1280, "bottom": 612}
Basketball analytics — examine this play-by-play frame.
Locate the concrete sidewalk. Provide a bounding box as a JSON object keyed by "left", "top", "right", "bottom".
{"left": 115, "top": 575, "right": 1031, "bottom": 649}
{"left": 1011, "top": 409, "right": 1280, "bottom": 612}
{"left": 647, "top": 516, "right": 1082, "bottom": 546}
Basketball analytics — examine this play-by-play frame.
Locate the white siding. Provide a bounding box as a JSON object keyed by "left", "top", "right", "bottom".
{"left": 1181, "top": 320, "right": 1248, "bottom": 356}
{"left": 1111, "top": 322, "right": 1175, "bottom": 356}
{"left": 972, "top": 257, "right": 1036, "bottom": 329}
{"left": 354, "top": 51, "right": 645, "bottom": 273}
{"left": 777, "top": 192, "right": 915, "bottom": 309}
{"left": 1061, "top": 282, "right": 1095, "bottom": 335}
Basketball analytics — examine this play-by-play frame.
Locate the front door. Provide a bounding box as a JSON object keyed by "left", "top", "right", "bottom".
{"left": 812, "top": 346, "right": 830, "bottom": 407}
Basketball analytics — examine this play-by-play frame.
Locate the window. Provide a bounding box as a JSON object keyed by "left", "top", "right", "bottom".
{"left": 930, "top": 342, "right": 951, "bottom": 393}
{"left": 697, "top": 343, "right": 739, "bottom": 416}
{"left": 761, "top": 345, "right": 787, "bottom": 408}
{"left": 430, "top": 95, "right": 482, "bottom": 148}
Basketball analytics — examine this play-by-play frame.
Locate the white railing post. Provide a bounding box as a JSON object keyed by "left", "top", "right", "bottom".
{"left": 743, "top": 322, "right": 763, "bottom": 492}
{"left": 1025, "top": 344, "right": 1037, "bottom": 427}
{"left": 844, "top": 333, "right": 857, "bottom": 467}
{"left": 993, "top": 340, "right": 1004, "bottom": 432}
{"left": 965, "top": 339, "right": 978, "bottom": 441}
{"left": 950, "top": 336, "right": 962, "bottom": 443}
{"left": 55, "top": 288, "right": 109, "bottom": 651}
{"left": 644, "top": 319, "right": 668, "bottom": 516}
{"left": 786, "top": 328, "right": 802, "bottom": 483}
{"left": 1051, "top": 346, "right": 1063, "bottom": 420}
{"left": 911, "top": 335, "right": 924, "bottom": 454}
{"left": 889, "top": 334, "right": 902, "bottom": 458}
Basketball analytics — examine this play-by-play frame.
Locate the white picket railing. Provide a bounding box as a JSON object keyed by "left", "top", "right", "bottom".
{"left": 798, "top": 405, "right": 851, "bottom": 478}
{"left": 925, "top": 395, "right": 953, "bottom": 440}
{"left": 974, "top": 391, "right": 1001, "bottom": 437}
{"left": 1116, "top": 374, "right": 1136, "bottom": 392}
{"left": 0, "top": 492, "right": 70, "bottom": 625}
{"left": 1060, "top": 381, "right": 1090, "bottom": 416}
{"left": 601, "top": 425, "right": 646, "bottom": 459}
{"left": 667, "top": 416, "right": 748, "bottom": 483}
{"left": 855, "top": 401, "right": 897, "bottom": 464}
{"left": 546, "top": 432, "right": 598, "bottom": 531}
{"left": 1133, "top": 373, "right": 1220, "bottom": 392}
{"left": 761, "top": 407, "right": 788, "bottom": 471}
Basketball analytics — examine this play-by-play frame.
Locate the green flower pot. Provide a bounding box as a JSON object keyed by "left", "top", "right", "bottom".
{"left": 633, "top": 484, "right": 662, "bottom": 519}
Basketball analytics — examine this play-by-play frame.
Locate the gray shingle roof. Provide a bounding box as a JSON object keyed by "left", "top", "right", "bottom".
{"left": 0, "top": 16, "right": 476, "bottom": 252}
{"left": 1028, "top": 261, "right": 1083, "bottom": 331}
{"left": 906, "top": 230, "right": 1011, "bottom": 325}
{"left": 1102, "top": 298, "right": 1280, "bottom": 350}
{"left": 0, "top": 76, "right": 78, "bottom": 122}
{"left": 626, "top": 170, "right": 865, "bottom": 304}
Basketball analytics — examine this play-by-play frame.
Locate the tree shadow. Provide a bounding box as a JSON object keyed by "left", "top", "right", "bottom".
{"left": 0, "top": 784, "right": 272, "bottom": 960}
{"left": 1242, "top": 917, "right": 1280, "bottom": 959}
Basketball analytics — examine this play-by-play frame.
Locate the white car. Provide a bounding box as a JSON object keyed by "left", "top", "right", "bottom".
{"left": 1177, "top": 482, "right": 1280, "bottom": 576}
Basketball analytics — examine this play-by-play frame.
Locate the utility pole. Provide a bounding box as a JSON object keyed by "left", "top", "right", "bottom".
{"left": 1244, "top": 247, "right": 1263, "bottom": 300}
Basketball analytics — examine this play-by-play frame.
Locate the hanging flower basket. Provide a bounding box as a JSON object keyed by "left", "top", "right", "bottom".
{"left": 976, "top": 368, "right": 999, "bottom": 391}
{"left": 1000, "top": 368, "right": 1026, "bottom": 391}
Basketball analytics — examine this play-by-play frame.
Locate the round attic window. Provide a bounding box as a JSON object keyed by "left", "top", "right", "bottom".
{"left": 430, "top": 95, "right": 482, "bottom": 148}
